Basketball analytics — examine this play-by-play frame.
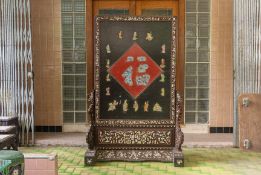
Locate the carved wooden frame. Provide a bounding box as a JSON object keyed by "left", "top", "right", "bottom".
{"left": 94, "top": 16, "right": 177, "bottom": 126}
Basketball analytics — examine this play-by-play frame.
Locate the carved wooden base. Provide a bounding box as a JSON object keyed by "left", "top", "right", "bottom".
{"left": 84, "top": 148, "right": 184, "bottom": 167}
{"left": 84, "top": 150, "right": 96, "bottom": 166}
{"left": 173, "top": 150, "right": 184, "bottom": 167}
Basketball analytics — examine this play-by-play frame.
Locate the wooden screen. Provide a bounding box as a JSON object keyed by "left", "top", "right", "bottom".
{"left": 85, "top": 16, "right": 184, "bottom": 167}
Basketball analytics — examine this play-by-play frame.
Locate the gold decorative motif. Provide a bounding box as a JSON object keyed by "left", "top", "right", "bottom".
{"left": 106, "top": 44, "right": 111, "bottom": 53}
{"left": 133, "top": 100, "right": 139, "bottom": 112}
{"left": 106, "top": 59, "right": 110, "bottom": 68}
{"left": 123, "top": 100, "right": 128, "bottom": 112}
{"left": 98, "top": 130, "right": 172, "bottom": 145}
{"left": 118, "top": 31, "right": 123, "bottom": 39}
{"left": 160, "top": 59, "right": 166, "bottom": 69}
{"left": 161, "top": 88, "right": 165, "bottom": 96}
{"left": 144, "top": 101, "right": 149, "bottom": 112}
{"left": 132, "top": 32, "right": 138, "bottom": 40}
{"left": 106, "top": 87, "right": 110, "bottom": 96}
{"left": 106, "top": 74, "right": 111, "bottom": 82}
{"left": 160, "top": 74, "right": 165, "bottom": 82}
{"left": 108, "top": 100, "right": 118, "bottom": 111}
{"left": 146, "top": 32, "right": 154, "bottom": 41}
{"left": 153, "top": 103, "right": 162, "bottom": 112}
{"left": 161, "top": 44, "right": 166, "bottom": 53}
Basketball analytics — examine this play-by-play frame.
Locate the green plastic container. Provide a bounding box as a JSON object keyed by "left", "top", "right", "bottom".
{"left": 0, "top": 150, "right": 24, "bottom": 175}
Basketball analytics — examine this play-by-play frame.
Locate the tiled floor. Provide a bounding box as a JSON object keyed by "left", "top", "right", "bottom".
{"left": 20, "top": 146, "right": 261, "bottom": 175}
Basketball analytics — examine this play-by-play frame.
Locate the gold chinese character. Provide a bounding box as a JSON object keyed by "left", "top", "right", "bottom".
{"left": 118, "top": 31, "right": 123, "bottom": 39}
{"left": 106, "top": 44, "right": 111, "bottom": 53}
{"left": 161, "top": 44, "right": 166, "bottom": 53}
{"left": 106, "top": 59, "right": 110, "bottom": 69}
{"left": 123, "top": 100, "right": 128, "bottom": 112}
{"left": 144, "top": 101, "right": 149, "bottom": 112}
{"left": 160, "top": 58, "right": 165, "bottom": 69}
{"left": 133, "top": 101, "right": 139, "bottom": 112}
{"left": 133, "top": 32, "right": 138, "bottom": 40}
{"left": 160, "top": 74, "right": 165, "bottom": 82}
{"left": 161, "top": 88, "right": 165, "bottom": 96}
{"left": 153, "top": 103, "right": 162, "bottom": 112}
{"left": 106, "top": 74, "right": 111, "bottom": 82}
{"left": 146, "top": 32, "right": 153, "bottom": 41}
{"left": 106, "top": 87, "right": 111, "bottom": 96}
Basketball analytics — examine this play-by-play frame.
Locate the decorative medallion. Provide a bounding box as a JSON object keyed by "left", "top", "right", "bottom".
{"left": 108, "top": 43, "right": 163, "bottom": 99}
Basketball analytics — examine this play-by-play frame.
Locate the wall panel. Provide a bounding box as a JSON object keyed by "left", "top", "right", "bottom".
{"left": 31, "top": 0, "right": 62, "bottom": 126}
{"left": 209, "top": 0, "right": 233, "bottom": 128}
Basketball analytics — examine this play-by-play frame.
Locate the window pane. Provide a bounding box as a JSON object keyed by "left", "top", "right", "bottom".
{"left": 198, "top": 76, "right": 209, "bottom": 87}
{"left": 198, "top": 88, "right": 209, "bottom": 99}
{"left": 75, "top": 112, "right": 86, "bottom": 123}
{"left": 185, "top": 0, "right": 210, "bottom": 124}
{"left": 74, "top": 0, "right": 85, "bottom": 12}
{"left": 198, "top": 63, "right": 209, "bottom": 75}
{"left": 75, "top": 63, "right": 86, "bottom": 74}
{"left": 75, "top": 75, "right": 86, "bottom": 86}
{"left": 63, "top": 75, "right": 74, "bottom": 86}
{"left": 75, "top": 88, "right": 86, "bottom": 99}
{"left": 198, "top": 25, "right": 209, "bottom": 37}
{"left": 186, "top": 14, "right": 197, "bottom": 24}
{"left": 63, "top": 63, "right": 74, "bottom": 74}
{"left": 63, "top": 112, "right": 74, "bottom": 123}
{"left": 186, "top": 38, "right": 197, "bottom": 49}
{"left": 185, "top": 112, "right": 196, "bottom": 123}
{"left": 198, "top": 0, "right": 210, "bottom": 12}
{"left": 186, "top": 76, "right": 197, "bottom": 87}
{"left": 63, "top": 100, "right": 74, "bottom": 111}
{"left": 75, "top": 38, "right": 85, "bottom": 49}
{"left": 198, "top": 14, "right": 210, "bottom": 25}
{"left": 186, "top": 100, "right": 197, "bottom": 111}
{"left": 186, "top": 88, "right": 197, "bottom": 99}
{"left": 186, "top": 0, "right": 197, "bottom": 12}
{"left": 63, "top": 88, "right": 74, "bottom": 99}
{"left": 198, "top": 100, "right": 209, "bottom": 111}
{"left": 186, "top": 63, "right": 197, "bottom": 75}
{"left": 63, "top": 51, "right": 74, "bottom": 62}
{"left": 62, "top": 0, "right": 86, "bottom": 125}
{"left": 198, "top": 51, "right": 209, "bottom": 62}
{"left": 63, "top": 38, "right": 73, "bottom": 49}
{"left": 62, "top": 25, "right": 73, "bottom": 37}
{"left": 62, "top": 0, "right": 73, "bottom": 12}
{"left": 186, "top": 50, "right": 197, "bottom": 62}
{"left": 74, "top": 51, "right": 85, "bottom": 62}
{"left": 186, "top": 24, "right": 197, "bottom": 37}
{"left": 141, "top": 9, "right": 172, "bottom": 16}
{"left": 75, "top": 100, "right": 86, "bottom": 111}
{"left": 198, "top": 38, "right": 209, "bottom": 50}
{"left": 99, "top": 9, "right": 129, "bottom": 15}
{"left": 198, "top": 112, "right": 209, "bottom": 123}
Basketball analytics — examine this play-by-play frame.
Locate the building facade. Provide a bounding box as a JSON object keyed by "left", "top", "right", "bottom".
{"left": 31, "top": 0, "right": 233, "bottom": 133}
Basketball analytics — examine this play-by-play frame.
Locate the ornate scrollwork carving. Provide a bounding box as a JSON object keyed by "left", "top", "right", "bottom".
{"left": 87, "top": 91, "right": 96, "bottom": 150}
{"left": 174, "top": 91, "right": 184, "bottom": 151}
{"left": 98, "top": 130, "right": 172, "bottom": 145}
{"left": 96, "top": 150, "right": 173, "bottom": 162}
